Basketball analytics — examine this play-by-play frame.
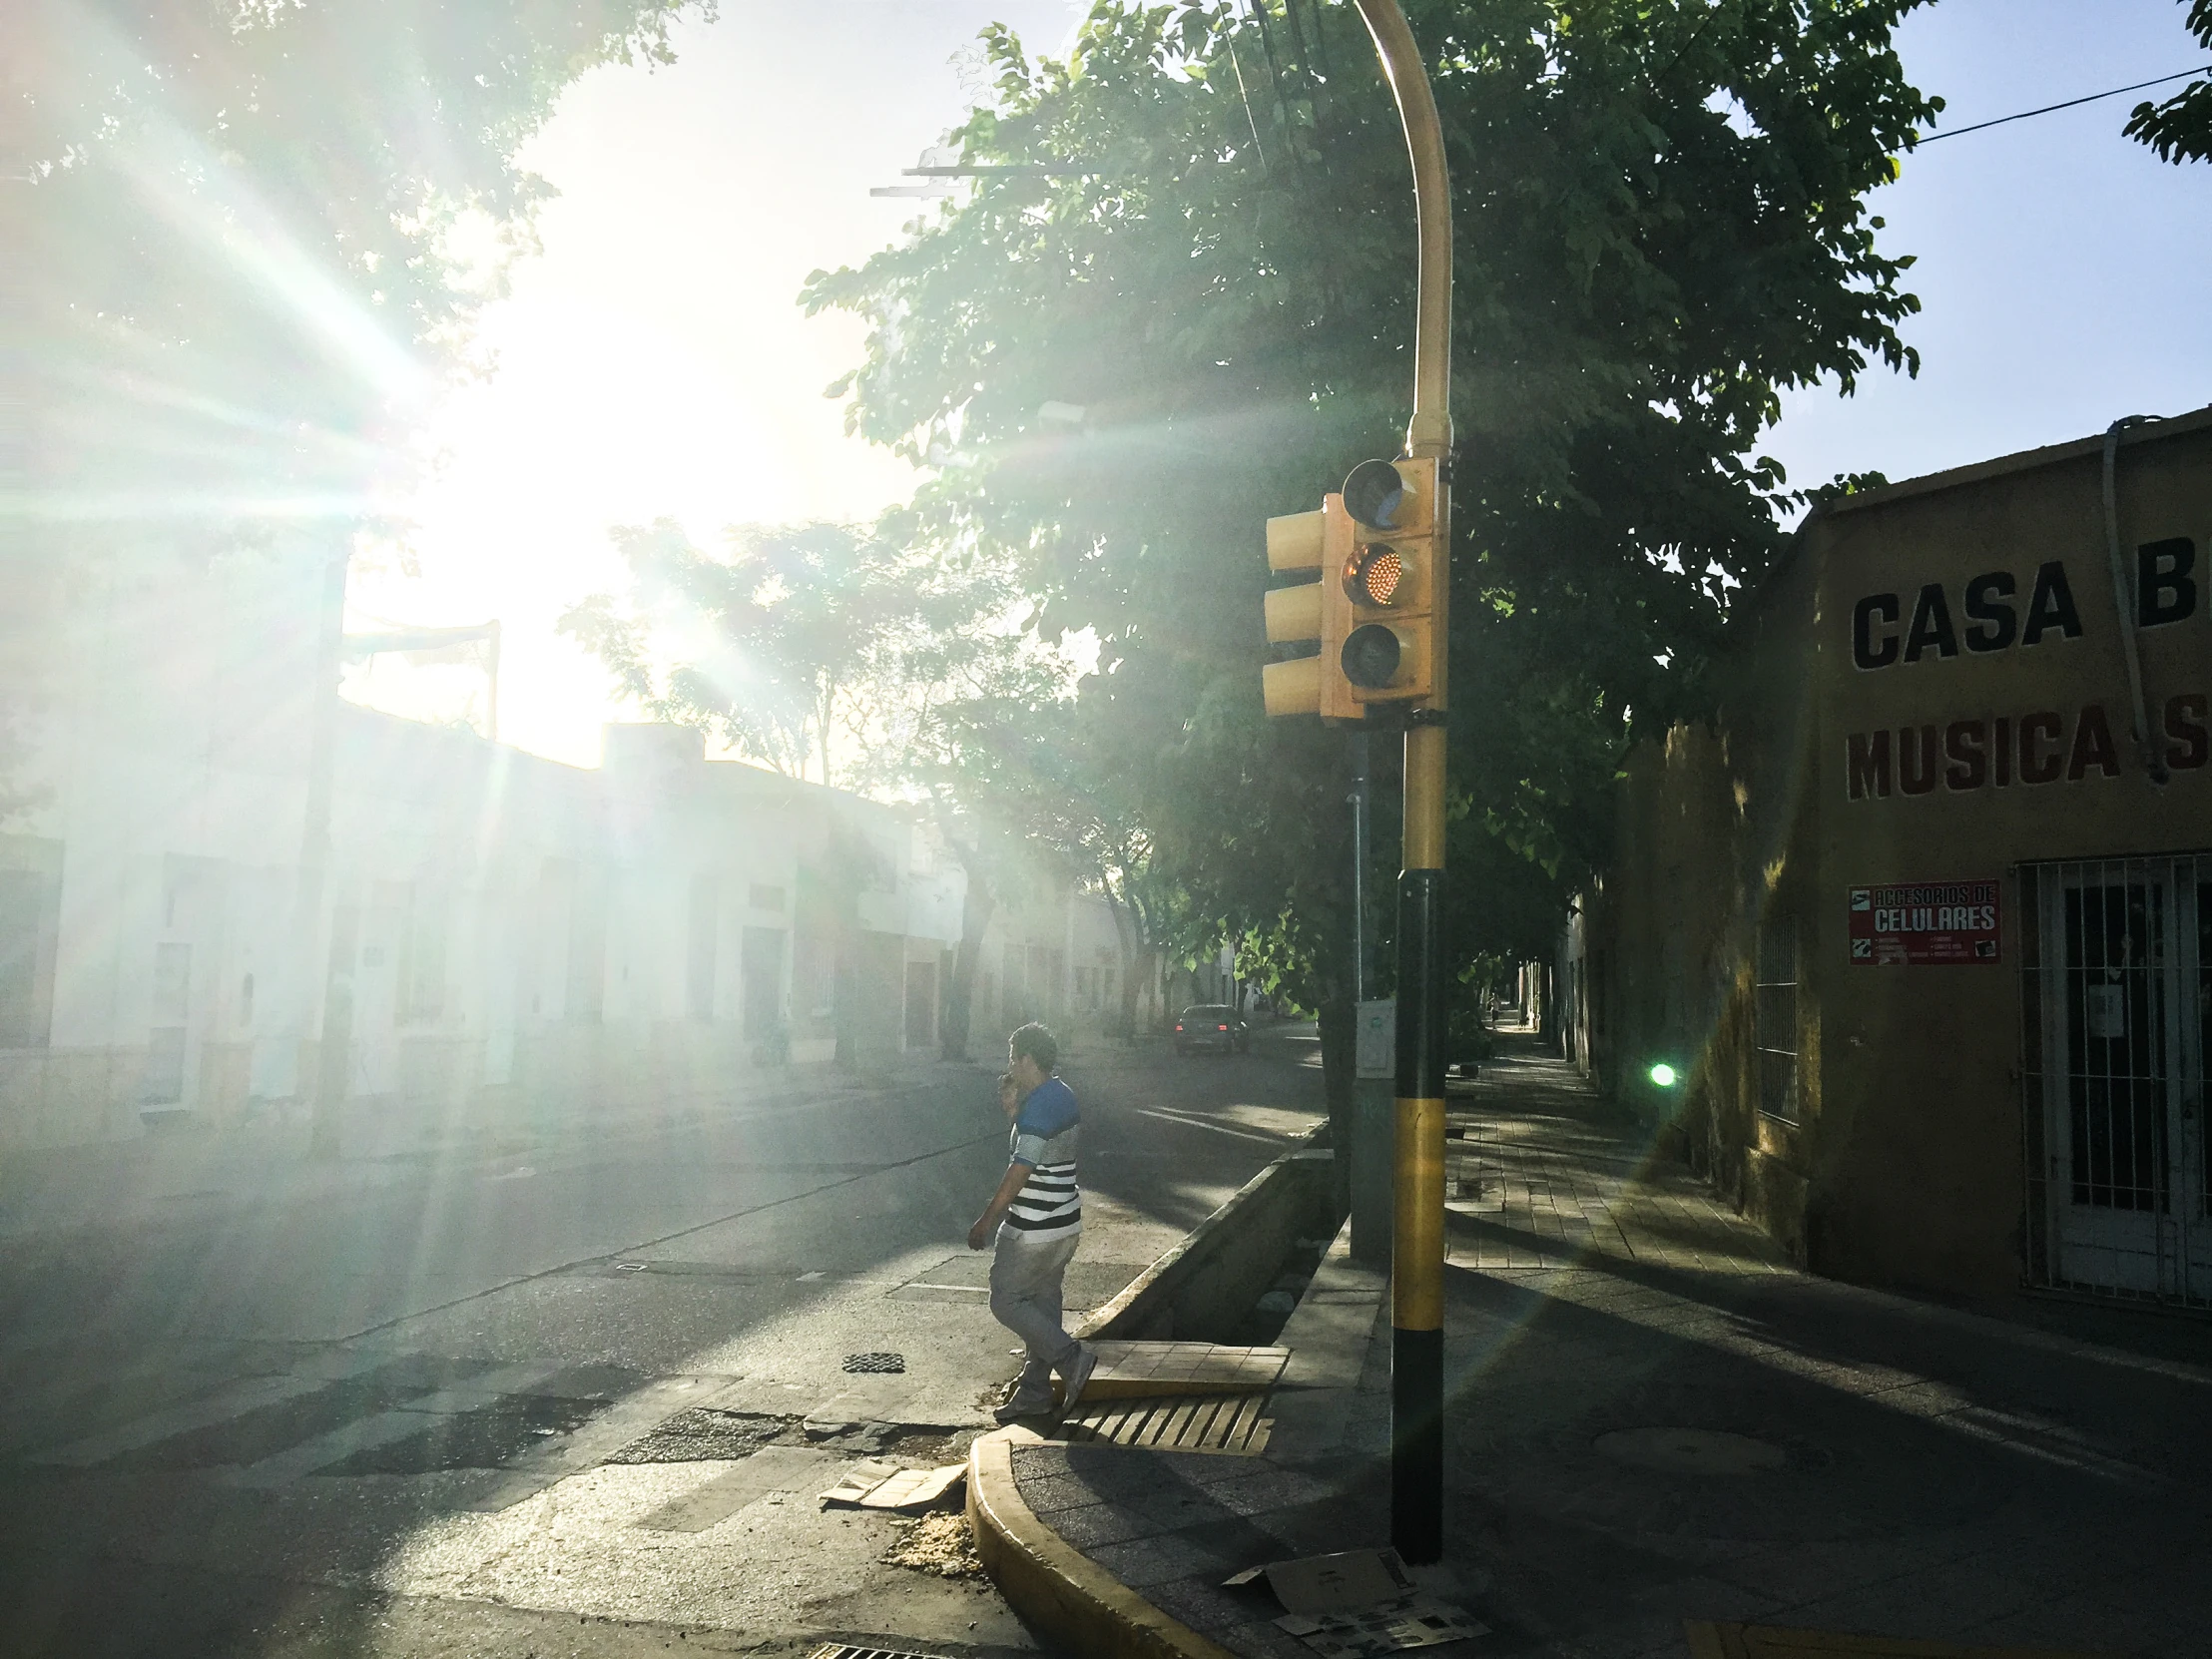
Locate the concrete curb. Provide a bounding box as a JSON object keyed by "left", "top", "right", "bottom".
{"left": 1076, "top": 1137, "right": 1333, "bottom": 1343}
{"left": 966, "top": 1426, "right": 1240, "bottom": 1659}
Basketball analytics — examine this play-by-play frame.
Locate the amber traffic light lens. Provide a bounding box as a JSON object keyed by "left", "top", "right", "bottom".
{"left": 1342, "top": 623, "right": 1401, "bottom": 689}
{"left": 1343, "top": 545, "right": 1402, "bottom": 606}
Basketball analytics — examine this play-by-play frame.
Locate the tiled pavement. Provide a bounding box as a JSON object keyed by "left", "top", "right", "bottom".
{"left": 1442, "top": 1048, "right": 1786, "bottom": 1279}
{"left": 1008, "top": 1036, "right": 2212, "bottom": 1658}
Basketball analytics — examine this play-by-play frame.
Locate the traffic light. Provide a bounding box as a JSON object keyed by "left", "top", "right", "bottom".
{"left": 1260, "top": 456, "right": 1443, "bottom": 720}
{"left": 1262, "top": 501, "right": 1362, "bottom": 721}
{"left": 1337, "top": 456, "right": 1440, "bottom": 706}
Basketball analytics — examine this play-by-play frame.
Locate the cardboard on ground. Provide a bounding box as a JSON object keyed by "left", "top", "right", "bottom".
{"left": 818, "top": 1458, "right": 966, "bottom": 1512}
{"left": 1223, "top": 1547, "right": 1488, "bottom": 1656}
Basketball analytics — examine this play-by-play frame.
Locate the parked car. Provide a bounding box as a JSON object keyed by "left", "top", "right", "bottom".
{"left": 1174, "top": 1004, "right": 1250, "bottom": 1056}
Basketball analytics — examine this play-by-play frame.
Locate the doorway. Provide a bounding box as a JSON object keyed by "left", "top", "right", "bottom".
{"left": 904, "top": 959, "right": 936, "bottom": 1051}
{"left": 2023, "top": 855, "right": 2211, "bottom": 1304}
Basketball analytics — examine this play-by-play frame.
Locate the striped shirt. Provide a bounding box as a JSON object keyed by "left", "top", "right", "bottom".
{"left": 1004, "top": 1076, "right": 1080, "bottom": 1236}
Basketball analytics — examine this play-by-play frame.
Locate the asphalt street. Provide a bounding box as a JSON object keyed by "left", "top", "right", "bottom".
{"left": 0, "top": 1024, "right": 1324, "bottom": 1658}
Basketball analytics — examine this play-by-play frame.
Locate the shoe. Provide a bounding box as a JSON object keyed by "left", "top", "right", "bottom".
{"left": 993, "top": 1391, "right": 1054, "bottom": 1424}
{"left": 1057, "top": 1342, "right": 1097, "bottom": 1407}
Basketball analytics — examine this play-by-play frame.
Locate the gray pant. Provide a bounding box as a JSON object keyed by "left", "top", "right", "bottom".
{"left": 989, "top": 1224, "right": 1082, "bottom": 1397}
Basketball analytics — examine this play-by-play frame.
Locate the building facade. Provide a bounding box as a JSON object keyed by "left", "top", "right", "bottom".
{"left": 0, "top": 546, "right": 993, "bottom": 1146}
{"left": 1577, "top": 407, "right": 2212, "bottom": 1307}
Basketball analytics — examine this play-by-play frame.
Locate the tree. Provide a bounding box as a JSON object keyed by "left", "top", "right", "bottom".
{"left": 802, "top": 0, "right": 1938, "bottom": 1092}
{"left": 2124, "top": 2, "right": 2212, "bottom": 163}
{"left": 10, "top": 0, "right": 714, "bottom": 586}
{"left": 562, "top": 518, "right": 969, "bottom": 786}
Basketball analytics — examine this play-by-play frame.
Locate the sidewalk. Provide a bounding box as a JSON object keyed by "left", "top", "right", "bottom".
{"left": 982, "top": 1036, "right": 2212, "bottom": 1658}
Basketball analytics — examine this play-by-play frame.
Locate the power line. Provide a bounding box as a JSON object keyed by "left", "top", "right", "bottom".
{"left": 1917, "top": 64, "right": 2210, "bottom": 145}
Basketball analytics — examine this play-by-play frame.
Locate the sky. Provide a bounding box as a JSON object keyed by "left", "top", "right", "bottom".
{"left": 348, "top": 0, "right": 2212, "bottom": 769}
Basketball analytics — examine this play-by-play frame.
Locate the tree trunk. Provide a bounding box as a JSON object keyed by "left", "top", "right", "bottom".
{"left": 941, "top": 859, "right": 994, "bottom": 1062}
{"left": 1102, "top": 882, "right": 1137, "bottom": 1038}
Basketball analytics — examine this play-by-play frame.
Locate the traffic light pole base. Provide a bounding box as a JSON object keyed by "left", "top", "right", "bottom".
{"left": 1390, "top": 1324, "right": 1444, "bottom": 1563}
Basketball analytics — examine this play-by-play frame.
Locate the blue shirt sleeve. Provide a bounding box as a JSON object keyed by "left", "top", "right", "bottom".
{"left": 1013, "top": 1076, "right": 1079, "bottom": 1140}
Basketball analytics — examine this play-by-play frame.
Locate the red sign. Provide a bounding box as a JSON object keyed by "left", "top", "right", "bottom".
{"left": 1847, "top": 879, "right": 2001, "bottom": 965}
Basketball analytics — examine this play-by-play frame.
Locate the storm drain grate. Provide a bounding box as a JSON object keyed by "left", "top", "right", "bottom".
{"left": 842, "top": 1352, "right": 906, "bottom": 1375}
{"left": 1056, "top": 1389, "right": 1274, "bottom": 1455}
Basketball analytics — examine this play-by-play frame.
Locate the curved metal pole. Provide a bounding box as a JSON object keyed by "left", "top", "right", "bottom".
{"left": 1351, "top": 0, "right": 1453, "bottom": 1567}
{"left": 1352, "top": 0, "right": 1453, "bottom": 462}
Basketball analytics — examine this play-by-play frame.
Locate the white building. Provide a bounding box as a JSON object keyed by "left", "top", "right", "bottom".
{"left": 0, "top": 548, "right": 979, "bottom": 1147}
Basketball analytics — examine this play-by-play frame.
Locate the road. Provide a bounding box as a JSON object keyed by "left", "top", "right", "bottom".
{"left": 0, "top": 1026, "right": 1323, "bottom": 1658}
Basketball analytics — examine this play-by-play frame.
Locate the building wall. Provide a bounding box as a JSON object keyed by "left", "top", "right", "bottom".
{"left": 0, "top": 551, "right": 970, "bottom": 1145}
{"left": 1596, "top": 407, "right": 2212, "bottom": 1300}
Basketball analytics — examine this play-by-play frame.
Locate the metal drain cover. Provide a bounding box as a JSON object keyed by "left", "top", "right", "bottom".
{"left": 1593, "top": 1426, "right": 1788, "bottom": 1475}
{"left": 841, "top": 1352, "right": 906, "bottom": 1375}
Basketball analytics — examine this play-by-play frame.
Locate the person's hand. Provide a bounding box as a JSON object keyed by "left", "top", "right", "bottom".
{"left": 967, "top": 1217, "right": 994, "bottom": 1251}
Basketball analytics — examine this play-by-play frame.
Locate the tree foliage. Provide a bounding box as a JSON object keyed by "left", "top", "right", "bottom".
{"left": 12, "top": 0, "right": 712, "bottom": 540}
{"left": 802, "top": 0, "right": 1937, "bottom": 1008}
{"left": 562, "top": 518, "right": 1028, "bottom": 786}
{"left": 2123, "top": 2, "right": 2212, "bottom": 164}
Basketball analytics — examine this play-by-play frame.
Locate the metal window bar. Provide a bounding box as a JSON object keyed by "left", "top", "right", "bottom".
{"left": 2018, "top": 853, "right": 2210, "bottom": 1309}
{"left": 1755, "top": 912, "right": 1800, "bottom": 1125}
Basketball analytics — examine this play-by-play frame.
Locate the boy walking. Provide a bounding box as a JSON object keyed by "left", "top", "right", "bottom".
{"left": 968, "top": 1022, "right": 1096, "bottom": 1421}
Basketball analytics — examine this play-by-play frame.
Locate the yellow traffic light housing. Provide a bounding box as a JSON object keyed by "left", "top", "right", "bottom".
{"left": 1261, "top": 455, "right": 1442, "bottom": 720}
{"left": 1337, "top": 456, "right": 1440, "bottom": 707}
{"left": 1262, "top": 502, "right": 1362, "bottom": 721}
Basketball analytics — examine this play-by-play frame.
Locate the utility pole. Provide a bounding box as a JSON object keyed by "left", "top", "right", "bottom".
{"left": 1352, "top": 0, "right": 1454, "bottom": 1567}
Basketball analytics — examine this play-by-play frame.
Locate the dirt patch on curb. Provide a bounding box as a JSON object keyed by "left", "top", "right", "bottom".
{"left": 881, "top": 1510, "right": 983, "bottom": 1578}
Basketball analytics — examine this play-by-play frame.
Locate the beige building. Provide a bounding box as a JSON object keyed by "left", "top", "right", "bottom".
{"left": 1569, "top": 406, "right": 2212, "bottom": 1307}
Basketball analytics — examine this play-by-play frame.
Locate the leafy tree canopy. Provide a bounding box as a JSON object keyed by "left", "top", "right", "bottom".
{"left": 12, "top": 0, "right": 712, "bottom": 535}
{"left": 802, "top": 0, "right": 1937, "bottom": 1007}
{"left": 561, "top": 517, "right": 1057, "bottom": 791}
{"left": 2124, "top": 2, "right": 2212, "bottom": 164}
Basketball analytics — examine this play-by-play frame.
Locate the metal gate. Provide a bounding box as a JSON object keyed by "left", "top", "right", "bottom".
{"left": 2020, "top": 854, "right": 2212, "bottom": 1305}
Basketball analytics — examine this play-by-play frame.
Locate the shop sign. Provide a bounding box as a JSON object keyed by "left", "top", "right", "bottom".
{"left": 1847, "top": 879, "right": 2001, "bottom": 965}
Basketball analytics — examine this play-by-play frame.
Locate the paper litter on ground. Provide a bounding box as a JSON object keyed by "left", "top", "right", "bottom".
{"left": 818, "top": 1458, "right": 966, "bottom": 1512}
{"left": 1273, "top": 1596, "right": 1487, "bottom": 1658}
{"left": 1224, "top": 1547, "right": 1487, "bottom": 1655}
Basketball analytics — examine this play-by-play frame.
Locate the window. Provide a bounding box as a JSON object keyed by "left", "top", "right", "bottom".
{"left": 687, "top": 874, "right": 720, "bottom": 1021}
{"left": 0, "top": 865, "right": 57, "bottom": 1049}
{"left": 1756, "top": 912, "right": 1800, "bottom": 1123}
{"left": 152, "top": 943, "right": 192, "bottom": 1021}
{"left": 566, "top": 869, "right": 607, "bottom": 1023}
{"left": 143, "top": 1027, "right": 186, "bottom": 1104}
{"left": 399, "top": 887, "right": 446, "bottom": 1022}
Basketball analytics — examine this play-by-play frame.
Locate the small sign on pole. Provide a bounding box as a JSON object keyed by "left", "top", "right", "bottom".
{"left": 1357, "top": 999, "right": 1396, "bottom": 1079}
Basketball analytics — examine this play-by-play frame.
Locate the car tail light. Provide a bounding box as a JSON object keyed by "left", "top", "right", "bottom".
{"left": 1218, "top": 1024, "right": 1229, "bottom": 1031}
{"left": 1174, "top": 1023, "right": 1183, "bottom": 1032}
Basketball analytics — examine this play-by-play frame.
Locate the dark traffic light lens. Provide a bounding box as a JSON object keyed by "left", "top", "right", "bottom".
{"left": 1342, "top": 623, "right": 1401, "bottom": 689}
{"left": 1343, "top": 545, "right": 1401, "bottom": 606}
{"left": 1342, "top": 459, "right": 1405, "bottom": 529}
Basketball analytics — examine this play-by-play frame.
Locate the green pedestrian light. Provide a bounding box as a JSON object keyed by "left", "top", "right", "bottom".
{"left": 1648, "top": 1062, "right": 1679, "bottom": 1088}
